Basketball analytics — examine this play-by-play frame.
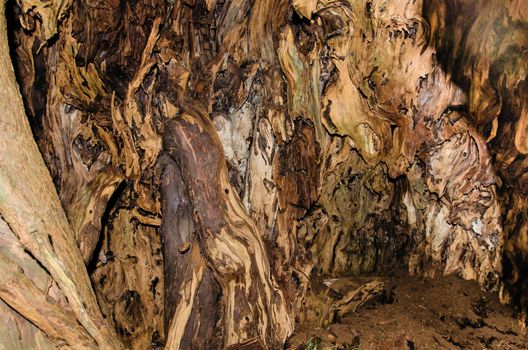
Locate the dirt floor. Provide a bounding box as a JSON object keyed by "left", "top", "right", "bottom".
{"left": 287, "top": 275, "right": 527, "bottom": 350}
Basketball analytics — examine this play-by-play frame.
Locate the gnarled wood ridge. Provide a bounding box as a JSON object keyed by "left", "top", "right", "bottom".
{"left": 0, "top": 0, "right": 526, "bottom": 348}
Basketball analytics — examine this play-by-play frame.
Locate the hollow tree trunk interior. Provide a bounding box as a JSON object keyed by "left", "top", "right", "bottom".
{"left": 0, "top": 0, "right": 527, "bottom": 349}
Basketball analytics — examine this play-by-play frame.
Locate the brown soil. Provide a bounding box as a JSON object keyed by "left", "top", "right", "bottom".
{"left": 287, "top": 275, "right": 527, "bottom": 350}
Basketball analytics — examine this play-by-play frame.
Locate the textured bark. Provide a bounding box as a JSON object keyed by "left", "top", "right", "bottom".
{"left": 0, "top": 0, "right": 121, "bottom": 347}
{"left": 2, "top": 0, "right": 528, "bottom": 348}
{"left": 161, "top": 158, "right": 220, "bottom": 349}
{"left": 0, "top": 218, "right": 95, "bottom": 349}
{"left": 424, "top": 0, "right": 528, "bottom": 327}
{"left": 163, "top": 105, "right": 294, "bottom": 348}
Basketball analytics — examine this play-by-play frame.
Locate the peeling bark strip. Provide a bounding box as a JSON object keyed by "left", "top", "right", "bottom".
{"left": 163, "top": 107, "right": 294, "bottom": 348}
{"left": 161, "top": 158, "right": 220, "bottom": 349}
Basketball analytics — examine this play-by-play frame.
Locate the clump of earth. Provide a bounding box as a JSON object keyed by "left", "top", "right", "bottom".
{"left": 288, "top": 275, "right": 526, "bottom": 349}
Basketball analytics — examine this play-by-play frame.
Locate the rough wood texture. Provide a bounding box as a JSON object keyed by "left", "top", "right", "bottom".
{"left": 424, "top": 0, "right": 528, "bottom": 327}
{"left": 163, "top": 106, "right": 294, "bottom": 347}
{"left": 0, "top": 0, "right": 121, "bottom": 347}
{"left": 3, "top": 0, "right": 528, "bottom": 347}
{"left": 0, "top": 218, "right": 94, "bottom": 349}
{"left": 161, "top": 158, "right": 220, "bottom": 349}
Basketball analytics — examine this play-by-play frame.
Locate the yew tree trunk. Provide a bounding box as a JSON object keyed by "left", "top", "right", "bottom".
{"left": 0, "top": 0, "right": 527, "bottom": 348}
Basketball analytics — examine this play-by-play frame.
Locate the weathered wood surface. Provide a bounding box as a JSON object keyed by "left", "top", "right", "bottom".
{"left": 163, "top": 104, "right": 294, "bottom": 347}
{"left": 0, "top": 0, "right": 122, "bottom": 347}
{"left": 161, "top": 157, "right": 220, "bottom": 349}
{"left": 1, "top": 0, "right": 527, "bottom": 348}
{"left": 424, "top": 0, "right": 528, "bottom": 326}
